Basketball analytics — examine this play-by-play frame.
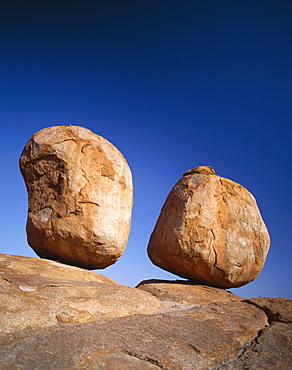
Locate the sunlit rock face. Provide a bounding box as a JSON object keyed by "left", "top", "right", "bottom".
{"left": 0, "top": 254, "right": 163, "bottom": 335}
{"left": 19, "top": 125, "right": 133, "bottom": 269}
{"left": 147, "top": 166, "right": 270, "bottom": 288}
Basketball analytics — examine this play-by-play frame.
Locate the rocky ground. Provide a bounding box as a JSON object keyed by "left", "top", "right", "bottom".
{"left": 1, "top": 254, "right": 291, "bottom": 370}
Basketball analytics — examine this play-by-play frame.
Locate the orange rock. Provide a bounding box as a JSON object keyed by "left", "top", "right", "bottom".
{"left": 20, "top": 125, "right": 133, "bottom": 269}
{"left": 0, "top": 291, "right": 269, "bottom": 369}
{"left": 137, "top": 279, "right": 243, "bottom": 311}
{"left": 0, "top": 254, "right": 162, "bottom": 335}
{"left": 147, "top": 166, "right": 270, "bottom": 288}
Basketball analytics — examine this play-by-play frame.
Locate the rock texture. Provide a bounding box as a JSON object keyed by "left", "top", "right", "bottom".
{"left": 0, "top": 254, "right": 290, "bottom": 370}
{"left": 246, "top": 296, "right": 292, "bottom": 323}
{"left": 0, "top": 302, "right": 268, "bottom": 370}
{"left": 137, "top": 279, "right": 243, "bottom": 311}
{"left": 147, "top": 166, "right": 270, "bottom": 288}
{"left": 0, "top": 254, "right": 162, "bottom": 335}
{"left": 19, "top": 125, "right": 133, "bottom": 269}
{"left": 215, "top": 298, "right": 292, "bottom": 370}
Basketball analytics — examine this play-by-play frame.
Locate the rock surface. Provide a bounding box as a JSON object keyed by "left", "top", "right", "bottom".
{"left": 0, "top": 254, "right": 290, "bottom": 369}
{"left": 246, "top": 296, "right": 292, "bottom": 323}
{"left": 215, "top": 303, "right": 292, "bottom": 370}
{"left": 19, "top": 125, "right": 133, "bottom": 269}
{"left": 0, "top": 295, "right": 268, "bottom": 370}
{"left": 147, "top": 166, "right": 270, "bottom": 288}
{"left": 137, "top": 279, "right": 243, "bottom": 312}
{"left": 217, "top": 322, "right": 292, "bottom": 370}
{"left": 0, "top": 254, "right": 162, "bottom": 335}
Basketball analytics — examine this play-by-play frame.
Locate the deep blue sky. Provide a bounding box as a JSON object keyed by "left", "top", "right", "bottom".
{"left": 0, "top": 0, "right": 291, "bottom": 298}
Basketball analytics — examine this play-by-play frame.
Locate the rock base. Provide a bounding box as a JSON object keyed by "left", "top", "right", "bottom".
{"left": 1, "top": 254, "right": 291, "bottom": 369}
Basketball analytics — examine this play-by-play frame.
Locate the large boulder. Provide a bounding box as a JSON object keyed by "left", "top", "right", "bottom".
{"left": 19, "top": 125, "right": 133, "bottom": 269}
{"left": 147, "top": 166, "right": 270, "bottom": 288}
{"left": 0, "top": 254, "right": 163, "bottom": 335}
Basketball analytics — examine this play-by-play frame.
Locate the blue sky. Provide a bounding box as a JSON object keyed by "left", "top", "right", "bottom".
{"left": 0, "top": 0, "right": 291, "bottom": 298}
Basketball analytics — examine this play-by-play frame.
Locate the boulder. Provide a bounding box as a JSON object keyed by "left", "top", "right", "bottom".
{"left": 19, "top": 125, "right": 133, "bottom": 269}
{"left": 147, "top": 166, "right": 270, "bottom": 288}
{"left": 0, "top": 254, "right": 162, "bottom": 335}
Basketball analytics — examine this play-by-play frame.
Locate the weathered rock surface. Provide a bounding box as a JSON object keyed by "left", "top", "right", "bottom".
{"left": 1, "top": 256, "right": 290, "bottom": 369}
{"left": 0, "top": 254, "right": 162, "bottom": 335}
{"left": 137, "top": 279, "right": 243, "bottom": 312}
{"left": 217, "top": 323, "right": 292, "bottom": 370}
{"left": 246, "top": 296, "right": 292, "bottom": 323}
{"left": 19, "top": 125, "right": 133, "bottom": 269}
{"left": 0, "top": 297, "right": 268, "bottom": 369}
{"left": 216, "top": 302, "right": 292, "bottom": 370}
{"left": 147, "top": 166, "right": 270, "bottom": 288}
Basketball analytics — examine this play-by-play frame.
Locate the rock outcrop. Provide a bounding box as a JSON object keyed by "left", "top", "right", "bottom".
{"left": 137, "top": 279, "right": 243, "bottom": 310}
{"left": 0, "top": 301, "right": 268, "bottom": 370}
{"left": 19, "top": 125, "right": 133, "bottom": 269}
{"left": 217, "top": 297, "right": 292, "bottom": 370}
{"left": 0, "top": 255, "right": 292, "bottom": 370}
{"left": 0, "top": 254, "right": 162, "bottom": 335}
{"left": 246, "top": 296, "right": 292, "bottom": 323}
{"left": 0, "top": 254, "right": 291, "bottom": 369}
{"left": 147, "top": 166, "right": 270, "bottom": 288}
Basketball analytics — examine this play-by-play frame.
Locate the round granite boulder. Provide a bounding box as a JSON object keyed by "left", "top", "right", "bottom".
{"left": 20, "top": 125, "right": 133, "bottom": 269}
{"left": 147, "top": 166, "right": 270, "bottom": 288}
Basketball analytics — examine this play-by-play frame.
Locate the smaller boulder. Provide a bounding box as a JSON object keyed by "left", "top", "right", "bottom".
{"left": 147, "top": 166, "right": 270, "bottom": 288}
